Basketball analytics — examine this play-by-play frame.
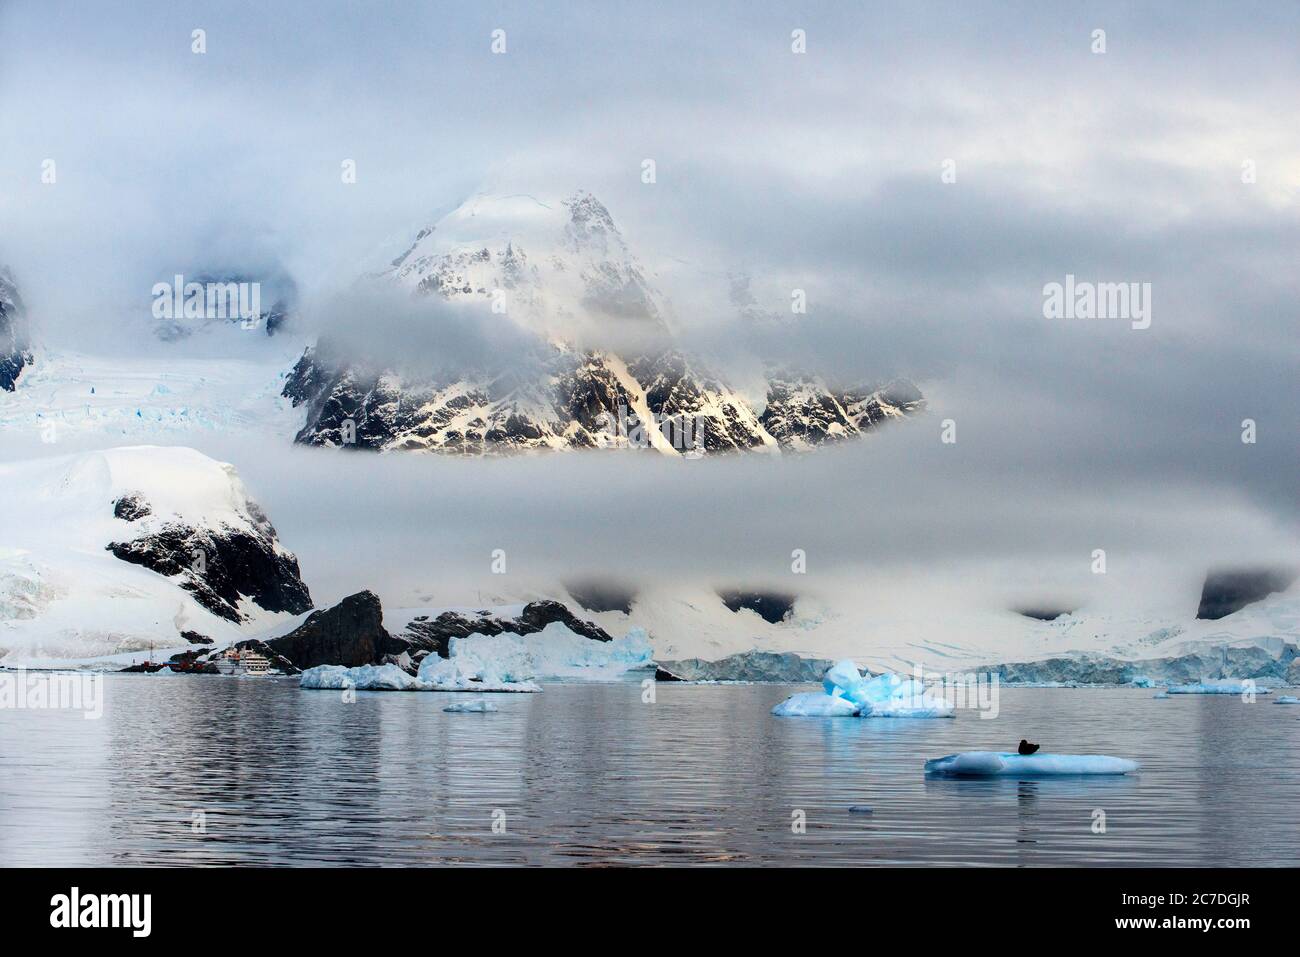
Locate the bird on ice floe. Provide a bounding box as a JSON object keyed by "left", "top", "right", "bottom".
{"left": 1018, "top": 739, "right": 1040, "bottom": 755}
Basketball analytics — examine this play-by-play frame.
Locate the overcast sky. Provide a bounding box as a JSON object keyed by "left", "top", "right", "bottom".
{"left": 1, "top": 1, "right": 1295, "bottom": 605}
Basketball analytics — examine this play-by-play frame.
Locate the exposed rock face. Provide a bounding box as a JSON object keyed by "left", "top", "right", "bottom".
{"left": 180, "top": 630, "right": 212, "bottom": 645}
{"left": 655, "top": 650, "right": 834, "bottom": 683}
{"left": 985, "top": 642, "right": 1300, "bottom": 686}
{"left": 1197, "top": 568, "right": 1297, "bottom": 620}
{"left": 718, "top": 589, "right": 796, "bottom": 624}
{"left": 516, "top": 600, "right": 612, "bottom": 642}
{"left": 760, "top": 374, "right": 925, "bottom": 451}
{"left": 0, "top": 268, "right": 33, "bottom": 391}
{"left": 258, "top": 591, "right": 404, "bottom": 669}
{"left": 106, "top": 495, "right": 312, "bottom": 624}
{"left": 112, "top": 493, "right": 153, "bottom": 522}
{"left": 400, "top": 599, "right": 614, "bottom": 659}
{"left": 285, "top": 192, "right": 923, "bottom": 456}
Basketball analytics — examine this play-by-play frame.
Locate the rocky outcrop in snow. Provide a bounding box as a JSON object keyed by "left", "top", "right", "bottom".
{"left": 248, "top": 590, "right": 402, "bottom": 669}
{"left": 107, "top": 502, "right": 312, "bottom": 624}
{"left": 0, "top": 267, "right": 33, "bottom": 391}
{"left": 0, "top": 447, "right": 313, "bottom": 662}
{"left": 398, "top": 599, "right": 613, "bottom": 660}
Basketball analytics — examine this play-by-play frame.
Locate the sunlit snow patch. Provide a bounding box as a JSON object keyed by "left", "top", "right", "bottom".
{"left": 924, "top": 751, "right": 1138, "bottom": 776}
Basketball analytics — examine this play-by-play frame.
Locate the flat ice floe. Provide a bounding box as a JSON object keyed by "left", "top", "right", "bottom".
{"left": 443, "top": 698, "right": 498, "bottom": 713}
{"left": 924, "top": 751, "right": 1139, "bottom": 776}
{"left": 771, "top": 659, "right": 955, "bottom": 718}
{"left": 1165, "top": 680, "right": 1272, "bottom": 695}
{"left": 770, "top": 691, "right": 859, "bottom": 717}
{"left": 1274, "top": 695, "right": 1299, "bottom": 705}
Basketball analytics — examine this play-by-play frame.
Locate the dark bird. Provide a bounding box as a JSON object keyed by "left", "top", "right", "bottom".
{"left": 1018, "top": 739, "right": 1040, "bottom": 755}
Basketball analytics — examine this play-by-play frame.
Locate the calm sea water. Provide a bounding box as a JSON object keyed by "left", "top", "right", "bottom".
{"left": 1, "top": 676, "right": 1297, "bottom": 866}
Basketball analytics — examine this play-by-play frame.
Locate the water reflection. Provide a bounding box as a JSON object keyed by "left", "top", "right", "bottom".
{"left": 0, "top": 679, "right": 1295, "bottom": 866}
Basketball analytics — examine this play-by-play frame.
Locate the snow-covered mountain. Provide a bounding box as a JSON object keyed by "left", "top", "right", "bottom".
{"left": 286, "top": 192, "right": 924, "bottom": 455}
{"left": 0, "top": 447, "right": 312, "bottom": 663}
{"left": 1, "top": 267, "right": 33, "bottom": 392}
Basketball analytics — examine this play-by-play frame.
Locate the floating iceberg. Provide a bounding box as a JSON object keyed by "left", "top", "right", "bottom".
{"left": 1165, "top": 680, "right": 1272, "bottom": 695}
{"left": 1153, "top": 691, "right": 1170, "bottom": 699}
{"left": 776, "top": 659, "right": 955, "bottom": 718}
{"left": 1275, "top": 695, "right": 1299, "bottom": 705}
{"left": 443, "top": 698, "right": 498, "bottom": 713}
{"left": 771, "top": 691, "right": 859, "bottom": 717}
{"left": 439, "top": 623, "right": 654, "bottom": 683}
{"left": 300, "top": 663, "right": 427, "bottom": 691}
{"left": 298, "top": 623, "right": 651, "bottom": 694}
{"left": 415, "top": 655, "right": 541, "bottom": 692}
{"left": 925, "top": 751, "right": 1139, "bottom": 776}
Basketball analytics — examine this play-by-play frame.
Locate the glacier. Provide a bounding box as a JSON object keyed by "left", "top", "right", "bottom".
{"left": 925, "top": 751, "right": 1139, "bottom": 776}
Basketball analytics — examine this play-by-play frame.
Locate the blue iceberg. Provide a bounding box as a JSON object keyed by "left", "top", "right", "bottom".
{"left": 925, "top": 751, "right": 1139, "bottom": 776}
{"left": 1274, "top": 695, "right": 1299, "bottom": 705}
{"left": 776, "top": 659, "right": 955, "bottom": 718}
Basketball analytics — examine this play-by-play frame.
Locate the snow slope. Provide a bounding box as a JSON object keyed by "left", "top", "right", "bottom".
{"left": 566, "top": 580, "right": 1300, "bottom": 680}
{"left": 0, "top": 446, "right": 311, "bottom": 663}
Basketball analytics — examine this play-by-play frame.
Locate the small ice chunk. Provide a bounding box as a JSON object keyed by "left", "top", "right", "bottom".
{"left": 772, "top": 691, "right": 860, "bottom": 717}
{"left": 1274, "top": 695, "right": 1299, "bottom": 705}
{"left": 1165, "top": 680, "right": 1272, "bottom": 695}
{"left": 1153, "top": 691, "right": 1170, "bottom": 699}
{"left": 924, "top": 751, "right": 1139, "bottom": 776}
{"left": 443, "top": 698, "right": 498, "bottom": 713}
